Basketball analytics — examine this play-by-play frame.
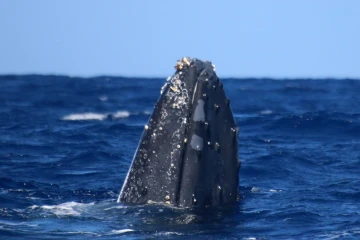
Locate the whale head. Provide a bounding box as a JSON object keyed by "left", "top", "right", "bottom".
{"left": 118, "top": 57, "right": 240, "bottom": 207}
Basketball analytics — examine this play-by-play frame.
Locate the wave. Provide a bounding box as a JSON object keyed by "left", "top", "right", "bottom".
{"left": 233, "top": 109, "right": 273, "bottom": 120}
{"left": 62, "top": 111, "right": 131, "bottom": 121}
{"left": 267, "top": 111, "right": 360, "bottom": 136}
{"left": 61, "top": 110, "right": 152, "bottom": 121}
{"left": 63, "top": 113, "right": 109, "bottom": 121}
{"left": 110, "top": 229, "right": 135, "bottom": 235}
{"left": 30, "top": 201, "right": 95, "bottom": 217}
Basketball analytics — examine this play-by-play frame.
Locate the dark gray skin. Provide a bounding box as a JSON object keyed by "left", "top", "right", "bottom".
{"left": 118, "top": 58, "right": 240, "bottom": 207}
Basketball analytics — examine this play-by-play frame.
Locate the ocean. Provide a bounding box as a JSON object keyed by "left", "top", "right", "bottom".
{"left": 0, "top": 75, "right": 359, "bottom": 239}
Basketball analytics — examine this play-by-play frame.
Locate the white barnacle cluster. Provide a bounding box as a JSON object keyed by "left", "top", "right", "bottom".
{"left": 166, "top": 74, "right": 189, "bottom": 110}
{"left": 161, "top": 57, "right": 194, "bottom": 109}
{"left": 160, "top": 57, "right": 192, "bottom": 96}
{"left": 174, "top": 57, "right": 191, "bottom": 70}
{"left": 160, "top": 76, "right": 186, "bottom": 109}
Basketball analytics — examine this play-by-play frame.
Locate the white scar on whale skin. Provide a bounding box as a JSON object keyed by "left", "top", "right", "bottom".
{"left": 193, "top": 99, "right": 205, "bottom": 122}
{"left": 190, "top": 134, "right": 203, "bottom": 151}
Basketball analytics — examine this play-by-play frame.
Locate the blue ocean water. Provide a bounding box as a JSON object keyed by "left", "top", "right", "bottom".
{"left": 0, "top": 75, "right": 359, "bottom": 239}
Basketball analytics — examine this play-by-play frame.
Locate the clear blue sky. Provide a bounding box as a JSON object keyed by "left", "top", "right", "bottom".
{"left": 1, "top": 0, "right": 359, "bottom": 78}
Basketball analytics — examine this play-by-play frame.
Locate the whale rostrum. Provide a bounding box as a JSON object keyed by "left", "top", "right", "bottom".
{"left": 118, "top": 57, "right": 240, "bottom": 207}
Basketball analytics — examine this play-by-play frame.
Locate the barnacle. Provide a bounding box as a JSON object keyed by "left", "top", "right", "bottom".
{"left": 170, "top": 86, "right": 180, "bottom": 93}
{"left": 175, "top": 61, "right": 183, "bottom": 70}
{"left": 182, "top": 57, "right": 190, "bottom": 66}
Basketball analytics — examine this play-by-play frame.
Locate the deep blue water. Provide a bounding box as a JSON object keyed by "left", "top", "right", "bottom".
{"left": 0, "top": 75, "right": 359, "bottom": 239}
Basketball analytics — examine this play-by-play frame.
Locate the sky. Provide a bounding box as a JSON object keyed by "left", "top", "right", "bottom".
{"left": 0, "top": 0, "right": 359, "bottom": 78}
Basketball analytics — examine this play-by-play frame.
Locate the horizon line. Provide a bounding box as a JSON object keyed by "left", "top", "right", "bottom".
{"left": 1, "top": 73, "right": 360, "bottom": 81}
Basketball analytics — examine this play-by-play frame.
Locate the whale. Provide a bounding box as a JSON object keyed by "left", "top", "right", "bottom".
{"left": 118, "top": 57, "right": 240, "bottom": 207}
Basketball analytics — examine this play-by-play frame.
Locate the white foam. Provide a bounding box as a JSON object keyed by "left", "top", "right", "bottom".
{"left": 0, "top": 189, "right": 8, "bottom": 195}
{"left": 260, "top": 109, "right": 273, "bottom": 115}
{"left": 113, "top": 111, "right": 130, "bottom": 118}
{"left": 110, "top": 229, "right": 135, "bottom": 234}
{"left": 62, "top": 110, "right": 130, "bottom": 121}
{"left": 234, "top": 113, "right": 258, "bottom": 119}
{"left": 251, "top": 187, "right": 261, "bottom": 193}
{"left": 0, "top": 220, "right": 38, "bottom": 227}
{"left": 318, "top": 229, "right": 360, "bottom": 240}
{"left": 62, "top": 113, "right": 107, "bottom": 121}
{"left": 154, "top": 231, "right": 184, "bottom": 236}
{"left": 66, "top": 231, "right": 100, "bottom": 236}
{"left": 269, "top": 189, "right": 282, "bottom": 192}
{"left": 98, "top": 95, "right": 108, "bottom": 102}
{"left": 104, "top": 205, "right": 127, "bottom": 211}
{"left": 143, "top": 110, "right": 152, "bottom": 115}
{"left": 30, "top": 201, "right": 94, "bottom": 216}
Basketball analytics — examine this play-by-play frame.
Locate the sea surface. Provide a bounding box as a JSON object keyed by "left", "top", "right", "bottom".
{"left": 0, "top": 75, "right": 359, "bottom": 239}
